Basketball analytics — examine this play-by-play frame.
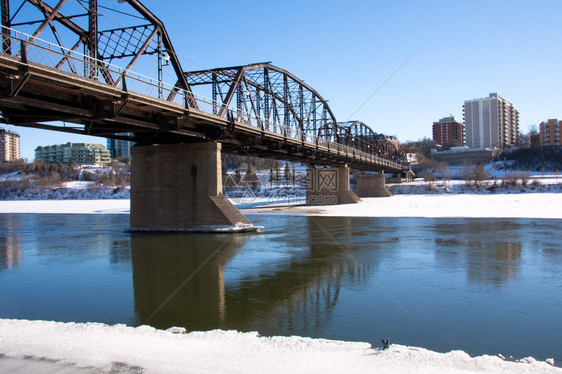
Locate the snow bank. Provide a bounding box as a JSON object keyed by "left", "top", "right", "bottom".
{"left": 1, "top": 193, "right": 562, "bottom": 219}
{"left": 0, "top": 170, "right": 22, "bottom": 182}
{"left": 242, "top": 193, "right": 562, "bottom": 219}
{"left": 0, "top": 319, "right": 558, "bottom": 374}
{"left": 0, "top": 199, "right": 129, "bottom": 214}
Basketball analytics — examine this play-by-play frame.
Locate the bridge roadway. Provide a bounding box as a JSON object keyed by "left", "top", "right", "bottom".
{"left": 0, "top": 48, "right": 405, "bottom": 173}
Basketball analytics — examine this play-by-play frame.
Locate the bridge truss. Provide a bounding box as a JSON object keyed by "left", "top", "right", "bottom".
{"left": 0, "top": 0, "right": 195, "bottom": 103}
{"left": 0, "top": 0, "right": 407, "bottom": 171}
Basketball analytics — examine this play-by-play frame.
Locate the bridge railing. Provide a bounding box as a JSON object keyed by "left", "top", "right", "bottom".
{"left": 0, "top": 27, "right": 407, "bottom": 170}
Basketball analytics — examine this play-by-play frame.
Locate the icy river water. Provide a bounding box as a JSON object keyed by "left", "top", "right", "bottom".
{"left": 0, "top": 213, "right": 561, "bottom": 364}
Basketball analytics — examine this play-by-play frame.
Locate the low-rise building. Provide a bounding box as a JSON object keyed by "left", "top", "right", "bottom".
{"left": 432, "top": 116, "right": 464, "bottom": 146}
{"left": 376, "top": 134, "right": 400, "bottom": 152}
{"left": 0, "top": 126, "right": 21, "bottom": 161}
{"left": 430, "top": 147, "right": 499, "bottom": 166}
{"left": 35, "top": 142, "right": 112, "bottom": 164}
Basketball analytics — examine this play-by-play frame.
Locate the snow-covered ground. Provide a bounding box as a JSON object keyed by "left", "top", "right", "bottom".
{"left": 0, "top": 319, "right": 559, "bottom": 374}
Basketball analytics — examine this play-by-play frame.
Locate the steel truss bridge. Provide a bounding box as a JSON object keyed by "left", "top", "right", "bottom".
{"left": 0, "top": 0, "right": 408, "bottom": 173}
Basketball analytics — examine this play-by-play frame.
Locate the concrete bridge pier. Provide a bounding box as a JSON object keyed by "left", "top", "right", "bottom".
{"left": 356, "top": 172, "right": 393, "bottom": 197}
{"left": 306, "top": 165, "right": 361, "bottom": 205}
{"left": 130, "top": 142, "right": 255, "bottom": 232}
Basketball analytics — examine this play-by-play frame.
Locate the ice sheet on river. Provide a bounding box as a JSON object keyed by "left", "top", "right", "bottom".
{"left": 0, "top": 319, "right": 558, "bottom": 373}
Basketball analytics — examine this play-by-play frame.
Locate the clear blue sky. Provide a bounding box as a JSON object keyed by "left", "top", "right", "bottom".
{"left": 5, "top": 0, "right": 562, "bottom": 160}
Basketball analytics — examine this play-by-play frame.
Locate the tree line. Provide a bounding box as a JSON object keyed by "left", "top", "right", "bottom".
{"left": 0, "top": 158, "right": 131, "bottom": 191}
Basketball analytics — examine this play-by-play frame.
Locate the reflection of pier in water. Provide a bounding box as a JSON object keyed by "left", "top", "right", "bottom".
{"left": 131, "top": 217, "right": 376, "bottom": 335}
{"left": 131, "top": 233, "right": 243, "bottom": 330}
{"left": 433, "top": 219, "right": 522, "bottom": 286}
{"left": 0, "top": 215, "right": 22, "bottom": 271}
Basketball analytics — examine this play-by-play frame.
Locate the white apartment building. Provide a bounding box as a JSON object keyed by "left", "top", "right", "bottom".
{"left": 35, "top": 142, "right": 112, "bottom": 164}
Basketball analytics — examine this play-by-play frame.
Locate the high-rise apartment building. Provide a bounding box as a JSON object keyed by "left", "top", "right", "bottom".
{"left": 0, "top": 126, "right": 21, "bottom": 161}
{"left": 463, "top": 93, "right": 519, "bottom": 149}
{"left": 432, "top": 116, "right": 464, "bottom": 146}
{"left": 539, "top": 119, "right": 561, "bottom": 146}
{"left": 35, "top": 142, "right": 111, "bottom": 164}
{"left": 107, "top": 135, "right": 134, "bottom": 158}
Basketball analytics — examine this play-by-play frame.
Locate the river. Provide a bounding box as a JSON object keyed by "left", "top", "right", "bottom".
{"left": 0, "top": 213, "right": 560, "bottom": 363}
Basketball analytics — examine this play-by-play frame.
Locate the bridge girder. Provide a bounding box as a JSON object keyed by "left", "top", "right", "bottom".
{"left": 338, "top": 120, "right": 379, "bottom": 155}
{"left": 315, "top": 122, "right": 349, "bottom": 144}
{"left": 184, "top": 63, "right": 406, "bottom": 163}
{"left": 338, "top": 120, "right": 405, "bottom": 163}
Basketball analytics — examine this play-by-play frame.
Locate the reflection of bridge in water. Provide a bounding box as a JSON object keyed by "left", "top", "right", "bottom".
{"left": 130, "top": 217, "right": 375, "bottom": 335}
{"left": 0, "top": 0, "right": 411, "bottom": 231}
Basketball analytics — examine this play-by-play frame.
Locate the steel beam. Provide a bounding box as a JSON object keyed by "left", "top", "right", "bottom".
{"left": 218, "top": 67, "right": 244, "bottom": 117}
{"left": 122, "top": 0, "right": 197, "bottom": 109}
{"left": 1, "top": 0, "right": 9, "bottom": 53}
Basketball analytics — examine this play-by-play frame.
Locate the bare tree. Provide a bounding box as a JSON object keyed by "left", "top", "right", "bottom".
{"left": 473, "top": 161, "right": 489, "bottom": 186}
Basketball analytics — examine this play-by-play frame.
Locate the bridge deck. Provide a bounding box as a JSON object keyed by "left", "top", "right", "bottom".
{"left": 0, "top": 49, "right": 407, "bottom": 173}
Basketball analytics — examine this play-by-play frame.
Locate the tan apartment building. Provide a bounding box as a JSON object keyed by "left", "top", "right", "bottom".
{"left": 463, "top": 93, "right": 519, "bottom": 149}
{"left": 0, "top": 126, "right": 21, "bottom": 161}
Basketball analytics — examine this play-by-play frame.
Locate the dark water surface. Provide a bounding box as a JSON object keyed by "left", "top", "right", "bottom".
{"left": 1, "top": 213, "right": 561, "bottom": 363}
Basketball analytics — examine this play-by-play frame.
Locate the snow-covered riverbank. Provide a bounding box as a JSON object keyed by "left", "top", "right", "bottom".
{"left": 0, "top": 319, "right": 559, "bottom": 374}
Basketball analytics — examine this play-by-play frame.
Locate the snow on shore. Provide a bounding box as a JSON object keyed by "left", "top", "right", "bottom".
{"left": 1, "top": 192, "right": 561, "bottom": 219}
{"left": 244, "top": 193, "right": 562, "bottom": 219}
{"left": 0, "top": 199, "right": 130, "bottom": 214}
{"left": 0, "top": 319, "right": 558, "bottom": 374}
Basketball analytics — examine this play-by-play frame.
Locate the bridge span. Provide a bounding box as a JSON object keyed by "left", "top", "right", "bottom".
{"left": 0, "top": 0, "right": 410, "bottom": 231}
